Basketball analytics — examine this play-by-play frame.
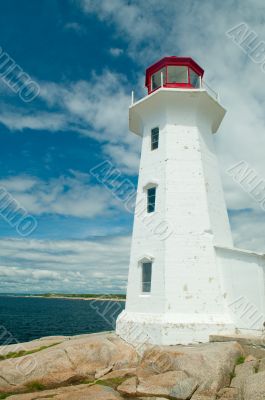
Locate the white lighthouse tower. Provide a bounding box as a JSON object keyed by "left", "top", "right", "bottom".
{"left": 116, "top": 56, "right": 265, "bottom": 345}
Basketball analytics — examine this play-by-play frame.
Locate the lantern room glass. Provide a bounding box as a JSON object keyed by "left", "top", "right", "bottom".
{"left": 167, "top": 66, "right": 188, "bottom": 83}
{"left": 151, "top": 67, "right": 166, "bottom": 91}
{"left": 150, "top": 65, "right": 201, "bottom": 91}
{"left": 190, "top": 69, "right": 200, "bottom": 88}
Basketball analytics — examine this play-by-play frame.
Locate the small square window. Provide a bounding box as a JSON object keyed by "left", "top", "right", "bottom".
{"left": 151, "top": 127, "right": 159, "bottom": 150}
{"left": 147, "top": 187, "right": 156, "bottom": 213}
{"left": 142, "top": 262, "right": 152, "bottom": 293}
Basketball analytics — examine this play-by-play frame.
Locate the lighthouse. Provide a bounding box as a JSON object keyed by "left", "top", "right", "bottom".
{"left": 116, "top": 56, "right": 265, "bottom": 345}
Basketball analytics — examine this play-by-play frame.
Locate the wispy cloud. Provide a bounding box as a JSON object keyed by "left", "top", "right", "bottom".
{"left": 0, "top": 235, "right": 130, "bottom": 293}
{"left": 0, "top": 71, "right": 141, "bottom": 175}
{"left": 0, "top": 171, "right": 116, "bottom": 219}
{"left": 78, "top": 0, "right": 157, "bottom": 48}
{"left": 64, "top": 22, "right": 86, "bottom": 35}
{"left": 109, "top": 47, "right": 124, "bottom": 57}
{"left": 0, "top": 110, "right": 67, "bottom": 131}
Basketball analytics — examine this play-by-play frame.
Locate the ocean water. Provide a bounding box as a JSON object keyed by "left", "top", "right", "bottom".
{"left": 0, "top": 296, "right": 125, "bottom": 345}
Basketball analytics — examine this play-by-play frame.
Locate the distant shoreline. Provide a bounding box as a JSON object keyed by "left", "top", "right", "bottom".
{"left": 5, "top": 294, "right": 126, "bottom": 302}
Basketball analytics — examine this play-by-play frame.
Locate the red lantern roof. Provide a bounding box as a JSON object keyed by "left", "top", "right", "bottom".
{"left": 145, "top": 56, "right": 204, "bottom": 94}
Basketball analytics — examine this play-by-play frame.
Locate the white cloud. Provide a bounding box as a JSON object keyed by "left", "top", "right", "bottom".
{"left": 78, "top": 0, "right": 156, "bottom": 45}
{"left": 102, "top": 143, "right": 140, "bottom": 176}
{"left": 0, "top": 236, "right": 130, "bottom": 293}
{"left": 40, "top": 73, "right": 130, "bottom": 142}
{"left": 0, "top": 110, "right": 67, "bottom": 132}
{"left": 41, "top": 73, "right": 141, "bottom": 174}
{"left": 0, "top": 176, "right": 36, "bottom": 192}
{"left": 109, "top": 48, "right": 124, "bottom": 57}
{"left": 0, "top": 172, "right": 116, "bottom": 219}
{"left": 0, "top": 267, "right": 60, "bottom": 281}
{"left": 0, "top": 71, "right": 141, "bottom": 175}
{"left": 64, "top": 22, "right": 86, "bottom": 35}
{"left": 229, "top": 209, "right": 265, "bottom": 252}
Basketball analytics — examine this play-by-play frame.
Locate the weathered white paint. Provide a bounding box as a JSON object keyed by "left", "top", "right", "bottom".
{"left": 116, "top": 87, "right": 265, "bottom": 345}
{"left": 216, "top": 246, "right": 265, "bottom": 333}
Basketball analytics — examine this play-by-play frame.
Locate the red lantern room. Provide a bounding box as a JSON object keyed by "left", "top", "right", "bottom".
{"left": 145, "top": 56, "right": 204, "bottom": 94}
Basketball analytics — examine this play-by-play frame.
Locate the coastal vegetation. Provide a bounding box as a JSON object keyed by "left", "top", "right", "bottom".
{"left": 0, "top": 343, "right": 60, "bottom": 361}
{"left": 27, "top": 293, "right": 126, "bottom": 300}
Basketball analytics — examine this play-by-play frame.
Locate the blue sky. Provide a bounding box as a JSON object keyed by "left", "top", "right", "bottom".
{"left": 1, "top": 0, "right": 265, "bottom": 293}
{"left": 0, "top": 0, "right": 139, "bottom": 245}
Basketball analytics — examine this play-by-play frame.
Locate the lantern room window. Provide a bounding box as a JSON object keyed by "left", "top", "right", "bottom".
{"left": 151, "top": 67, "right": 166, "bottom": 91}
{"left": 168, "top": 66, "right": 188, "bottom": 83}
{"left": 190, "top": 69, "right": 200, "bottom": 88}
{"left": 149, "top": 65, "right": 200, "bottom": 91}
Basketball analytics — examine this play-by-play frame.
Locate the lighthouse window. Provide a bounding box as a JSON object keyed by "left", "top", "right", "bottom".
{"left": 151, "top": 67, "right": 166, "bottom": 91}
{"left": 147, "top": 187, "right": 156, "bottom": 213}
{"left": 168, "top": 66, "right": 188, "bottom": 84}
{"left": 151, "top": 127, "right": 159, "bottom": 150}
{"left": 190, "top": 69, "right": 200, "bottom": 88}
{"left": 142, "top": 262, "right": 152, "bottom": 293}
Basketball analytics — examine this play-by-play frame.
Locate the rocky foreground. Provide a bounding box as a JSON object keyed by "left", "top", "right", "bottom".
{"left": 0, "top": 332, "right": 265, "bottom": 399}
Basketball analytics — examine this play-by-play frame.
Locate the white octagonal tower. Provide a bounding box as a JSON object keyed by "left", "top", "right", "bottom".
{"left": 116, "top": 56, "right": 253, "bottom": 345}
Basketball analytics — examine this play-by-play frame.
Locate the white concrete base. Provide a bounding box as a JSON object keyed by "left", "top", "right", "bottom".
{"left": 116, "top": 310, "right": 235, "bottom": 346}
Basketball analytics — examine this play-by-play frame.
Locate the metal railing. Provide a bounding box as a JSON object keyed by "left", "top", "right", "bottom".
{"left": 201, "top": 79, "right": 220, "bottom": 101}
{"left": 131, "top": 79, "right": 220, "bottom": 105}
